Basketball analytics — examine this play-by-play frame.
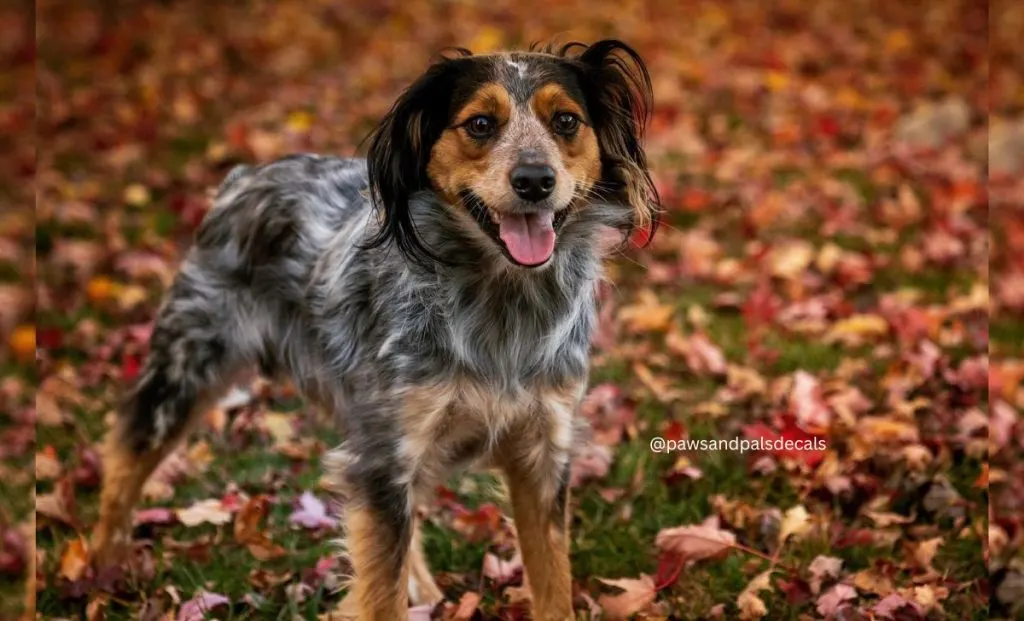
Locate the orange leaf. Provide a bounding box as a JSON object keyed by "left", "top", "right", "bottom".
{"left": 59, "top": 538, "right": 89, "bottom": 582}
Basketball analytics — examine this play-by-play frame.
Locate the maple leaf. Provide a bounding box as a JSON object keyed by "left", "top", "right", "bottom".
{"left": 667, "top": 329, "right": 728, "bottom": 376}
{"left": 778, "top": 505, "right": 811, "bottom": 545}
{"left": 807, "top": 555, "right": 843, "bottom": 594}
{"left": 618, "top": 289, "right": 675, "bottom": 332}
{"left": 655, "top": 516, "right": 737, "bottom": 563}
{"left": 815, "top": 584, "right": 857, "bottom": 617}
{"left": 234, "top": 495, "right": 285, "bottom": 561}
{"left": 597, "top": 575, "right": 658, "bottom": 620}
{"left": 59, "top": 537, "right": 90, "bottom": 583}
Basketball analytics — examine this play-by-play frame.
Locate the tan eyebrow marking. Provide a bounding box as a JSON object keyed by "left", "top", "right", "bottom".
{"left": 452, "top": 83, "right": 512, "bottom": 127}
{"left": 531, "top": 83, "right": 587, "bottom": 124}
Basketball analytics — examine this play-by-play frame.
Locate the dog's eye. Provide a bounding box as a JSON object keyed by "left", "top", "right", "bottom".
{"left": 552, "top": 112, "right": 580, "bottom": 136}
{"left": 464, "top": 115, "right": 497, "bottom": 139}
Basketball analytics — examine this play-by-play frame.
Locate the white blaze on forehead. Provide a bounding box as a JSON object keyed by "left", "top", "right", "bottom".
{"left": 506, "top": 59, "right": 528, "bottom": 78}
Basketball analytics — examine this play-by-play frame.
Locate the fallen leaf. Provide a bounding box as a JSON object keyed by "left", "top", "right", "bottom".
{"left": 570, "top": 442, "right": 613, "bottom": 487}
{"left": 597, "top": 575, "right": 658, "bottom": 620}
{"left": 778, "top": 505, "right": 811, "bottom": 545}
{"left": 482, "top": 551, "right": 522, "bottom": 584}
{"left": 909, "top": 537, "right": 943, "bottom": 575}
{"left": 655, "top": 517, "right": 736, "bottom": 562}
{"left": 288, "top": 491, "right": 338, "bottom": 530}
{"left": 450, "top": 591, "right": 481, "bottom": 620}
{"left": 816, "top": 583, "right": 857, "bottom": 617}
{"left": 134, "top": 507, "right": 177, "bottom": 527}
{"left": 59, "top": 538, "right": 90, "bottom": 582}
{"left": 234, "top": 495, "right": 285, "bottom": 561}
{"left": 789, "top": 371, "right": 831, "bottom": 431}
{"left": 825, "top": 314, "right": 889, "bottom": 346}
{"left": 872, "top": 592, "right": 924, "bottom": 619}
{"left": 35, "top": 446, "right": 63, "bottom": 481}
{"left": 177, "top": 591, "right": 229, "bottom": 621}
{"left": 737, "top": 570, "right": 773, "bottom": 620}
{"left": 36, "top": 476, "right": 79, "bottom": 529}
{"left": 619, "top": 289, "right": 674, "bottom": 332}
{"left": 176, "top": 498, "right": 234, "bottom": 527}
{"left": 808, "top": 555, "right": 843, "bottom": 594}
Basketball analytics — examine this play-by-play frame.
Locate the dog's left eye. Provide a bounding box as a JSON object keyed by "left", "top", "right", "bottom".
{"left": 552, "top": 112, "right": 580, "bottom": 136}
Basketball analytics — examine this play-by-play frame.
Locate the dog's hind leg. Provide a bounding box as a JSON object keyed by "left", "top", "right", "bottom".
{"left": 91, "top": 271, "right": 242, "bottom": 568}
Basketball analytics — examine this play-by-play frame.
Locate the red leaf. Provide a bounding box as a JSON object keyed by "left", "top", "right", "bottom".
{"left": 777, "top": 576, "right": 812, "bottom": 605}
{"left": 815, "top": 115, "right": 841, "bottom": 138}
{"left": 121, "top": 352, "right": 141, "bottom": 382}
{"left": 653, "top": 551, "right": 685, "bottom": 590}
{"left": 662, "top": 420, "right": 686, "bottom": 442}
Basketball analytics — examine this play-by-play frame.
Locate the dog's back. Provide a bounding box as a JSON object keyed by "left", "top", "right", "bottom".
{"left": 119, "top": 155, "right": 371, "bottom": 451}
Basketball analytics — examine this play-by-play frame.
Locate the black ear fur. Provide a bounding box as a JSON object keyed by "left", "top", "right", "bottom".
{"left": 559, "top": 40, "right": 661, "bottom": 245}
{"left": 364, "top": 57, "right": 465, "bottom": 268}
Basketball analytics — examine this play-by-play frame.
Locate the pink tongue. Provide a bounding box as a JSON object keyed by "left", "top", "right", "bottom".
{"left": 498, "top": 211, "right": 556, "bottom": 266}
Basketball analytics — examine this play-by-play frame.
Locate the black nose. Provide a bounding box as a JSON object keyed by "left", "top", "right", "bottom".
{"left": 510, "top": 165, "right": 556, "bottom": 202}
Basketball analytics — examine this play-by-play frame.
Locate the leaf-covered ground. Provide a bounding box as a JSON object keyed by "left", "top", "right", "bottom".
{"left": 2, "top": 0, "right": 1020, "bottom": 619}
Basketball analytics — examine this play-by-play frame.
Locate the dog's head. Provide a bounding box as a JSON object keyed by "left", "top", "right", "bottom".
{"left": 366, "top": 40, "right": 659, "bottom": 269}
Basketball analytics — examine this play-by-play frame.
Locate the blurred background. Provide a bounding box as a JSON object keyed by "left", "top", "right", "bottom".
{"left": 2, "top": 0, "right": 1019, "bottom": 618}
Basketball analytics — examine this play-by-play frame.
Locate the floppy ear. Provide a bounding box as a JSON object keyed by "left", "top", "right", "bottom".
{"left": 568, "top": 40, "right": 660, "bottom": 244}
{"left": 364, "top": 58, "right": 463, "bottom": 266}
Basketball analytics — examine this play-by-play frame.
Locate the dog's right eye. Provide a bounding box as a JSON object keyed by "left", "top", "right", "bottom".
{"left": 464, "top": 116, "right": 497, "bottom": 139}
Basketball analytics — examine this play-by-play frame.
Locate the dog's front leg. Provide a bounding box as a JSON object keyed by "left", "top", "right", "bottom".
{"left": 329, "top": 444, "right": 413, "bottom": 621}
{"left": 346, "top": 500, "right": 411, "bottom": 620}
{"left": 499, "top": 385, "right": 580, "bottom": 621}
{"left": 504, "top": 455, "right": 574, "bottom": 621}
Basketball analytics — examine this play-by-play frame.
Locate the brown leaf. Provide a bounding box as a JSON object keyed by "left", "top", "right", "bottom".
{"left": 234, "top": 495, "right": 285, "bottom": 561}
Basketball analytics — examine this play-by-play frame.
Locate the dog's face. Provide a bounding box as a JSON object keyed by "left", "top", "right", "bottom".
{"left": 367, "top": 40, "right": 659, "bottom": 269}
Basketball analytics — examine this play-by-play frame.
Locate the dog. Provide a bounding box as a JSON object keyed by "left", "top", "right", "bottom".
{"left": 90, "top": 39, "right": 659, "bottom": 620}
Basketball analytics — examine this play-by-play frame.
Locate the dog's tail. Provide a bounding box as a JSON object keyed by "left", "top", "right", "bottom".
{"left": 120, "top": 272, "right": 241, "bottom": 453}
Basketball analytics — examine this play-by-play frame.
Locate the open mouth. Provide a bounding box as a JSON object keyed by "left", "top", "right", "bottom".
{"left": 462, "top": 192, "right": 569, "bottom": 267}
